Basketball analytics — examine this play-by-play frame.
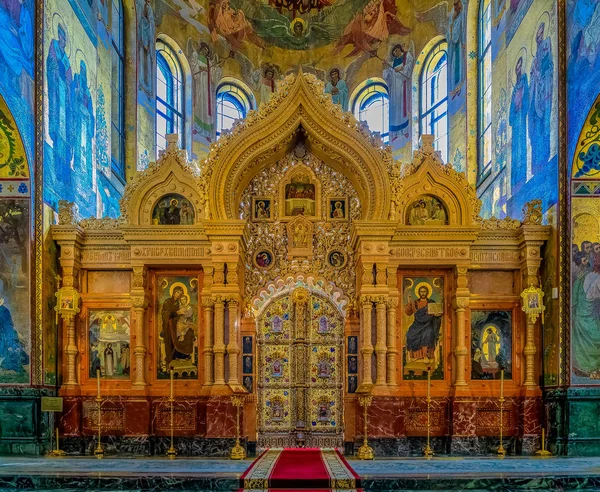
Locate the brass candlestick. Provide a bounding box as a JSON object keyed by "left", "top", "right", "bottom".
{"left": 497, "top": 368, "right": 506, "bottom": 458}
{"left": 423, "top": 366, "right": 433, "bottom": 458}
{"left": 229, "top": 395, "right": 246, "bottom": 460}
{"left": 48, "top": 428, "right": 66, "bottom": 457}
{"left": 357, "top": 395, "right": 374, "bottom": 460}
{"left": 535, "top": 428, "right": 552, "bottom": 457}
{"left": 166, "top": 368, "right": 177, "bottom": 459}
{"left": 94, "top": 369, "right": 104, "bottom": 459}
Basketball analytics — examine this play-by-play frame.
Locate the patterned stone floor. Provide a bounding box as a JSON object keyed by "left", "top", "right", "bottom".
{"left": 0, "top": 456, "right": 599, "bottom": 490}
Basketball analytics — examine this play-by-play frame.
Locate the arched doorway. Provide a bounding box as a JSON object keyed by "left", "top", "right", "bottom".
{"left": 257, "top": 287, "right": 344, "bottom": 449}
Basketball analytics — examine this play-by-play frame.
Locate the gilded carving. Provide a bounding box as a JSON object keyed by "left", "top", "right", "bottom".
{"left": 242, "top": 147, "right": 358, "bottom": 304}
{"left": 522, "top": 199, "right": 543, "bottom": 225}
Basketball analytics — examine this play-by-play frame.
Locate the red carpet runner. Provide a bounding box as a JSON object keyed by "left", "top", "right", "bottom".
{"left": 240, "top": 448, "right": 362, "bottom": 491}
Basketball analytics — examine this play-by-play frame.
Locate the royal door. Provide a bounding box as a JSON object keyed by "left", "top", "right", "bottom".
{"left": 257, "top": 288, "right": 344, "bottom": 448}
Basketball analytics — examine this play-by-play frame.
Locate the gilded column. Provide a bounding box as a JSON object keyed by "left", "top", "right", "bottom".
{"left": 59, "top": 266, "right": 80, "bottom": 388}
{"left": 386, "top": 297, "right": 398, "bottom": 387}
{"left": 360, "top": 297, "right": 374, "bottom": 387}
{"left": 227, "top": 298, "right": 241, "bottom": 386}
{"left": 523, "top": 317, "right": 537, "bottom": 389}
{"left": 374, "top": 297, "right": 387, "bottom": 387}
{"left": 453, "top": 267, "right": 469, "bottom": 387}
{"left": 131, "top": 296, "right": 149, "bottom": 387}
{"left": 63, "top": 314, "right": 78, "bottom": 387}
{"left": 202, "top": 298, "right": 215, "bottom": 386}
{"left": 522, "top": 263, "right": 540, "bottom": 390}
{"left": 131, "top": 266, "right": 149, "bottom": 388}
{"left": 213, "top": 296, "right": 226, "bottom": 385}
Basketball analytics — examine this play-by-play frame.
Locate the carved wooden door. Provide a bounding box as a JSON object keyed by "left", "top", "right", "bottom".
{"left": 257, "top": 288, "right": 344, "bottom": 449}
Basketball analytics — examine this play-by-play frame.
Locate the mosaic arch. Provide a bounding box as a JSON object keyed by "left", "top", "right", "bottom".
{"left": 0, "top": 93, "right": 31, "bottom": 384}
{"left": 570, "top": 94, "right": 600, "bottom": 385}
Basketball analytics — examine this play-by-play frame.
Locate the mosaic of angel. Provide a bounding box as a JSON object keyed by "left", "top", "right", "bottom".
{"left": 224, "top": 0, "right": 371, "bottom": 51}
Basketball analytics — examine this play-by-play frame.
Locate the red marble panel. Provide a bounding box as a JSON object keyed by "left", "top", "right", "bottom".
{"left": 521, "top": 396, "right": 542, "bottom": 435}
{"left": 356, "top": 397, "right": 404, "bottom": 438}
{"left": 405, "top": 397, "right": 448, "bottom": 436}
{"left": 474, "top": 397, "right": 518, "bottom": 436}
{"left": 205, "top": 397, "right": 237, "bottom": 438}
{"left": 451, "top": 399, "right": 477, "bottom": 436}
{"left": 60, "top": 397, "right": 82, "bottom": 436}
{"left": 151, "top": 399, "right": 201, "bottom": 437}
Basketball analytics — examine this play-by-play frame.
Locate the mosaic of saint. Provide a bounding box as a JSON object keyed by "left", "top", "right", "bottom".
{"left": 402, "top": 276, "right": 444, "bottom": 380}
{"left": 89, "top": 310, "right": 131, "bottom": 379}
{"left": 156, "top": 276, "right": 199, "bottom": 379}
{"left": 470, "top": 310, "right": 512, "bottom": 380}
{"left": 152, "top": 194, "right": 195, "bottom": 225}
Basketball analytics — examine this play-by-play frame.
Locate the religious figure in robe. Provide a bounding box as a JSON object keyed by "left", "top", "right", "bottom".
{"left": 161, "top": 286, "right": 194, "bottom": 365}
{"left": 572, "top": 257, "right": 600, "bottom": 380}
{"left": 190, "top": 41, "right": 223, "bottom": 140}
{"left": 163, "top": 199, "right": 181, "bottom": 225}
{"left": 120, "top": 344, "right": 130, "bottom": 375}
{"left": 448, "top": 0, "right": 466, "bottom": 97}
{"left": 409, "top": 200, "right": 429, "bottom": 225}
{"left": 0, "top": 296, "right": 29, "bottom": 374}
{"left": 324, "top": 68, "right": 348, "bottom": 111}
{"left": 383, "top": 43, "right": 414, "bottom": 145}
{"left": 46, "top": 23, "right": 73, "bottom": 190}
{"left": 509, "top": 56, "right": 529, "bottom": 193}
{"left": 0, "top": 0, "right": 34, "bottom": 105}
{"left": 404, "top": 285, "right": 442, "bottom": 361}
{"left": 333, "top": 0, "right": 410, "bottom": 57}
{"left": 528, "top": 22, "right": 554, "bottom": 174}
{"left": 252, "top": 63, "right": 279, "bottom": 106}
{"left": 71, "top": 60, "right": 95, "bottom": 191}
{"left": 431, "top": 202, "right": 447, "bottom": 223}
{"left": 137, "top": 0, "right": 155, "bottom": 94}
{"left": 104, "top": 343, "right": 115, "bottom": 376}
{"left": 482, "top": 328, "right": 499, "bottom": 364}
{"left": 209, "top": 0, "right": 265, "bottom": 50}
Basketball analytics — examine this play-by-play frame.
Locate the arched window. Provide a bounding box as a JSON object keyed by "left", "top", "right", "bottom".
{"left": 156, "top": 40, "right": 184, "bottom": 157}
{"left": 419, "top": 40, "right": 448, "bottom": 163}
{"left": 478, "top": 0, "right": 492, "bottom": 180}
{"left": 110, "top": 0, "right": 125, "bottom": 179}
{"left": 351, "top": 79, "right": 390, "bottom": 143}
{"left": 216, "top": 79, "right": 254, "bottom": 138}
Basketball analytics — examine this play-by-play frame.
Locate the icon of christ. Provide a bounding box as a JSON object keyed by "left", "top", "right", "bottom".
{"left": 404, "top": 284, "right": 442, "bottom": 361}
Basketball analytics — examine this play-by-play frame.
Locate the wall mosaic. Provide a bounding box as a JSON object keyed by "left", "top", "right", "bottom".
{"left": 0, "top": 96, "right": 30, "bottom": 385}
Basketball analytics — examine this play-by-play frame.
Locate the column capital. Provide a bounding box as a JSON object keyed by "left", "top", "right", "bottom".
{"left": 202, "top": 297, "right": 215, "bottom": 309}
{"left": 452, "top": 297, "right": 470, "bottom": 310}
{"left": 131, "top": 295, "right": 149, "bottom": 310}
{"left": 386, "top": 297, "right": 399, "bottom": 309}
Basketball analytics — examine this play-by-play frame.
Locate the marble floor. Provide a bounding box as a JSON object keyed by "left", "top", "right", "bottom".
{"left": 0, "top": 455, "right": 599, "bottom": 490}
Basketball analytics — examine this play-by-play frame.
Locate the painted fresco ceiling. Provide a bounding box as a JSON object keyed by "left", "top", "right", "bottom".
{"left": 157, "top": 0, "right": 448, "bottom": 77}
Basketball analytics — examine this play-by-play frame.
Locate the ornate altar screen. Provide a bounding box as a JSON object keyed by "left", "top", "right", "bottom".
{"left": 257, "top": 288, "right": 344, "bottom": 448}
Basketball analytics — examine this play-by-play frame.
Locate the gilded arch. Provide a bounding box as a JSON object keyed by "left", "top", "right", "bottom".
{"left": 120, "top": 135, "right": 205, "bottom": 225}
{"left": 394, "top": 135, "right": 481, "bottom": 226}
{"left": 200, "top": 72, "right": 393, "bottom": 222}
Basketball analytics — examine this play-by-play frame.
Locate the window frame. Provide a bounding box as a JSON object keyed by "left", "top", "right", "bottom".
{"left": 110, "top": 0, "right": 125, "bottom": 181}
{"left": 215, "top": 81, "right": 254, "bottom": 138}
{"left": 351, "top": 79, "right": 390, "bottom": 144}
{"left": 155, "top": 40, "right": 185, "bottom": 157}
{"left": 477, "top": 0, "right": 493, "bottom": 182}
{"left": 419, "top": 40, "right": 449, "bottom": 163}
